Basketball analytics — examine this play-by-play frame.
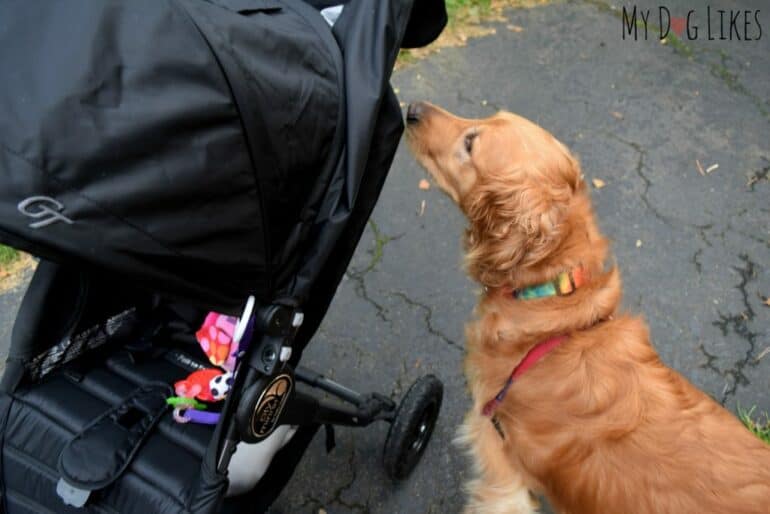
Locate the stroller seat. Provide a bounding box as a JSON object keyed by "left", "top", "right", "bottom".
{"left": 3, "top": 324, "right": 218, "bottom": 513}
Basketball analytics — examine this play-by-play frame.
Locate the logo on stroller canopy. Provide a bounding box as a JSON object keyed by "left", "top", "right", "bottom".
{"left": 251, "top": 373, "right": 293, "bottom": 438}
{"left": 17, "top": 196, "right": 74, "bottom": 229}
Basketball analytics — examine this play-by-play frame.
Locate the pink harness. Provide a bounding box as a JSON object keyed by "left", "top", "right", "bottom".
{"left": 482, "top": 335, "right": 567, "bottom": 418}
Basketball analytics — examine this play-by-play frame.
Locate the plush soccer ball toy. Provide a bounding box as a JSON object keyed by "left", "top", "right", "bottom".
{"left": 209, "top": 371, "right": 234, "bottom": 401}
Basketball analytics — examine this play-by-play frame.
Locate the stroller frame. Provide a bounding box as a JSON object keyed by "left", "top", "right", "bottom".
{"left": 216, "top": 300, "right": 441, "bottom": 480}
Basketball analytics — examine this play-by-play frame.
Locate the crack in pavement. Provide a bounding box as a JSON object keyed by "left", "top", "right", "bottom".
{"left": 746, "top": 157, "right": 769, "bottom": 192}
{"left": 693, "top": 223, "right": 714, "bottom": 248}
{"left": 390, "top": 291, "right": 463, "bottom": 352}
{"left": 580, "top": 0, "right": 770, "bottom": 121}
{"left": 691, "top": 247, "right": 703, "bottom": 274}
{"left": 345, "top": 219, "right": 405, "bottom": 323}
{"left": 604, "top": 132, "right": 673, "bottom": 227}
{"left": 710, "top": 254, "right": 761, "bottom": 404}
{"left": 328, "top": 448, "right": 371, "bottom": 514}
{"left": 358, "top": 220, "right": 403, "bottom": 275}
{"left": 346, "top": 271, "right": 391, "bottom": 323}
{"left": 305, "top": 446, "right": 370, "bottom": 514}
{"left": 705, "top": 49, "right": 770, "bottom": 121}
{"left": 697, "top": 342, "right": 722, "bottom": 376}
{"left": 389, "top": 357, "right": 413, "bottom": 402}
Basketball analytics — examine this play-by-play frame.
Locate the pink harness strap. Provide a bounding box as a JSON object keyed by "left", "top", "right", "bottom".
{"left": 482, "top": 335, "right": 567, "bottom": 417}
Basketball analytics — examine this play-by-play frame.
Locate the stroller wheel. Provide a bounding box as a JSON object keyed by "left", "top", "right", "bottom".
{"left": 383, "top": 374, "right": 443, "bottom": 480}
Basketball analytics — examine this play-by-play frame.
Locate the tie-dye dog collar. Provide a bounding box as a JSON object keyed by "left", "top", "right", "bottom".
{"left": 513, "top": 266, "right": 590, "bottom": 300}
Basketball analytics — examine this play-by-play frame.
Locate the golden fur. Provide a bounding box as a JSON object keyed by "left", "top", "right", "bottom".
{"left": 406, "top": 102, "right": 770, "bottom": 513}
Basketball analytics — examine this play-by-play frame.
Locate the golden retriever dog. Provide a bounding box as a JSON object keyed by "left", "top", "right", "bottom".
{"left": 405, "top": 101, "right": 770, "bottom": 514}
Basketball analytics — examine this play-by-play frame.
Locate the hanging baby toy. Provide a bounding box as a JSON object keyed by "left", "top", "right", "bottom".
{"left": 167, "top": 299, "right": 255, "bottom": 425}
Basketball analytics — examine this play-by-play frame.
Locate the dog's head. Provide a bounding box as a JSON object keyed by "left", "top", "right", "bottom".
{"left": 406, "top": 102, "right": 584, "bottom": 287}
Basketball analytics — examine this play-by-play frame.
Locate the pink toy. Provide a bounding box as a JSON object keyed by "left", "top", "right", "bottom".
{"left": 195, "top": 312, "right": 240, "bottom": 372}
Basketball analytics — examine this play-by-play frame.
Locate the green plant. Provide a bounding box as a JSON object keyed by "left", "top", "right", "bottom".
{"left": 738, "top": 405, "right": 770, "bottom": 445}
{"left": 0, "top": 244, "right": 19, "bottom": 267}
{"left": 446, "top": 0, "right": 492, "bottom": 24}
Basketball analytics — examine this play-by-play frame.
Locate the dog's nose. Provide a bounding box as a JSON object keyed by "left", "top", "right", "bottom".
{"left": 406, "top": 102, "right": 426, "bottom": 124}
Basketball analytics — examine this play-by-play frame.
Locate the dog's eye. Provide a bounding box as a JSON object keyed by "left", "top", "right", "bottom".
{"left": 464, "top": 133, "right": 477, "bottom": 153}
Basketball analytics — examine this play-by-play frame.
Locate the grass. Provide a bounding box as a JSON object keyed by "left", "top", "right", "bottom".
{"left": 445, "top": 0, "right": 493, "bottom": 24}
{"left": 0, "top": 244, "right": 19, "bottom": 267}
{"left": 739, "top": 406, "right": 770, "bottom": 445}
{"left": 362, "top": 219, "right": 393, "bottom": 274}
{"left": 396, "top": 0, "right": 554, "bottom": 68}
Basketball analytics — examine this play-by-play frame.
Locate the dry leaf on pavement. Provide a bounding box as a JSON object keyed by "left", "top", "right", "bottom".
{"left": 696, "top": 159, "right": 705, "bottom": 176}
{"left": 419, "top": 179, "right": 430, "bottom": 190}
{"left": 591, "top": 178, "right": 606, "bottom": 189}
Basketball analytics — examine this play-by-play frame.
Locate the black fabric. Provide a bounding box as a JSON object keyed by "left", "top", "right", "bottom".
{"left": 401, "top": 0, "right": 448, "bottom": 48}
{"left": 5, "top": 261, "right": 152, "bottom": 387}
{"left": 2, "top": 348, "right": 222, "bottom": 514}
{"left": 9, "top": 261, "right": 88, "bottom": 363}
{"left": 0, "top": 0, "right": 341, "bottom": 312}
{"left": 58, "top": 385, "right": 172, "bottom": 490}
{"left": 0, "top": 0, "right": 445, "bottom": 314}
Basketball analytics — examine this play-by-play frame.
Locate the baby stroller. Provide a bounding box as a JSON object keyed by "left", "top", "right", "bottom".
{"left": 0, "top": 0, "right": 447, "bottom": 512}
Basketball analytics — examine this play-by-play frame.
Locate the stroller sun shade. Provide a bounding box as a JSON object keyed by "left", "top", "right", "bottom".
{"left": 0, "top": 0, "right": 445, "bottom": 315}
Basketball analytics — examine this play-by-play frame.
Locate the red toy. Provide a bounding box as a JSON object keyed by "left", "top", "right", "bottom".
{"left": 174, "top": 368, "right": 222, "bottom": 402}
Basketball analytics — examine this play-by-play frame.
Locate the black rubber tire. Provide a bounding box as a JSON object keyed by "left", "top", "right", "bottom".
{"left": 383, "top": 374, "right": 444, "bottom": 480}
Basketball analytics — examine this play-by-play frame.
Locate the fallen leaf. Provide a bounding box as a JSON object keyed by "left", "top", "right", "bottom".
{"left": 756, "top": 347, "right": 770, "bottom": 362}
{"left": 706, "top": 163, "right": 719, "bottom": 174}
{"left": 696, "top": 159, "right": 705, "bottom": 176}
{"left": 591, "top": 178, "right": 606, "bottom": 189}
{"left": 507, "top": 24, "right": 524, "bottom": 33}
{"left": 635, "top": 239, "right": 643, "bottom": 248}
{"left": 610, "top": 111, "right": 624, "bottom": 120}
{"left": 418, "top": 199, "right": 426, "bottom": 217}
{"left": 415, "top": 359, "right": 422, "bottom": 369}
{"left": 419, "top": 179, "right": 430, "bottom": 190}
{"left": 764, "top": 296, "right": 770, "bottom": 307}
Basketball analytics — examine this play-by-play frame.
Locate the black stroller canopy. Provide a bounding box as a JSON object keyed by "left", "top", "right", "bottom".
{"left": 0, "top": 0, "right": 445, "bottom": 314}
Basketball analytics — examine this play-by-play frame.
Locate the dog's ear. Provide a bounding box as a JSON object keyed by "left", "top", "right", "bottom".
{"left": 463, "top": 142, "right": 580, "bottom": 286}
